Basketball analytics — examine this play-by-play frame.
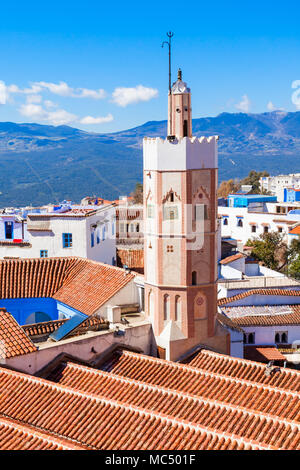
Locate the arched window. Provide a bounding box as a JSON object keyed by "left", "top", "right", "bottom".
{"left": 163, "top": 294, "right": 170, "bottom": 321}
{"left": 136, "top": 223, "right": 140, "bottom": 233}
{"left": 248, "top": 333, "right": 255, "bottom": 344}
{"left": 223, "top": 218, "right": 228, "bottom": 226}
{"left": 192, "top": 271, "right": 197, "bottom": 285}
{"left": 237, "top": 219, "right": 243, "bottom": 227}
{"left": 175, "top": 295, "right": 181, "bottom": 322}
{"left": 275, "top": 333, "right": 280, "bottom": 344}
{"left": 281, "top": 332, "right": 288, "bottom": 344}
{"left": 169, "top": 192, "right": 174, "bottom": 202}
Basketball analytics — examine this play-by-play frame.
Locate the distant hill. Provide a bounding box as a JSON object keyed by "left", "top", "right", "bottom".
{"left": 0, "top": 110, "right": 300, "bottom": 207}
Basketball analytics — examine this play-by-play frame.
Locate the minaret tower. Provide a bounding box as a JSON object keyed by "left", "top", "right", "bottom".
{"left": 143, "top": 69, "right": 228, "bottom": 361}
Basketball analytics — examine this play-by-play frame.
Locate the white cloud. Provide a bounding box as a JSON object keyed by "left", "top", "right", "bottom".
{"left": 46, "top": 109, "right": 78, "bottom": 126}
{"left": 77, "top": 88, "right": 106, "bottom": 99}
{"left": 112, "top": 85, "right": 158, "bottom": 107}
{"left": 292, "top": 80, "right": 300, "bottom": 110}
{"left": 33, "top": 81, "right": 106, "bottom": 99}
{"left": 34, "top": 81, "right": 74, "bottom": 97}
{"left": 0, "top": 81, "right": 7, "bottom": 104}
{"left": 26, "top": 94, "right": 42, "bottom": 104}
{"left": 235, "top": 94, "right": 251, "bottom": 113}
{"left": 19, "top": 103, "right": 77, "bottom": 125}
{"left": 44, "top": 100, "right": 58, "bottom": 109}
{"left": 79, "top": 114, "right": 113, "bottom": 125}
{"left": 267, "top": 101, "right": 276, "bottom": 111}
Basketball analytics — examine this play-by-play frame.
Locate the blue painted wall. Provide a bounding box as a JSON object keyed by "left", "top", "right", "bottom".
{"left": 0, "top": 297, "right": 87, "bottom": 325}
{"left": 228, "top": 194, "right": 277, "bottom": 208}
{"left": 284, "top": 188, "right": 300, "bottom": 203}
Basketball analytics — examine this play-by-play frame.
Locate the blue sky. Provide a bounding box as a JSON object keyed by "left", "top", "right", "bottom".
{"left": 1, "top": 0, "right": 300, "bottom": 132}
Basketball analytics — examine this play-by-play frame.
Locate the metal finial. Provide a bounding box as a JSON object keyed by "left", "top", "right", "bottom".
{"left": 177, "top": 68, "right": 182, "bottom": 81}
{"left": 162, "top": 31, "right": 174, "bottom": 92}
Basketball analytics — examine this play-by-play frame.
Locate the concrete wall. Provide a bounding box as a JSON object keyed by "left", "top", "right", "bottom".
{"left": 5, "top": 322, "right": 153, "bottom": 375}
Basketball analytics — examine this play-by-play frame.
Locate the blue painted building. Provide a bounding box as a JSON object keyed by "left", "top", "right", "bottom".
{"left": 0, "top": 297, "right": 87, "bottom": 325}
{"left": 228, "top": 194, "right": 277, "bottom": 209}
{"left": 284, "top": 188, "right": 300, "bottom": 203}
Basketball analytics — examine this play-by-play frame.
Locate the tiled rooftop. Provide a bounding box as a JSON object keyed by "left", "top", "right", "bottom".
{"left": 45, "top": 360, "right": 300, "bottom": 449}
{"left": 244, "top": 346, "right": 287, "bottom": 363}
{"left": 0, "top": 257, "right": 135, "bottom": 316}
{"left": 0, "top": 416, "right": 84, "bottom": 450}
{"left": 219, "top": 253, "right": 244, "bottom": 265}
{"left": 0, "top": 366, "right": 267, "bottom": 450}
{"left": 221, "top": 305, "right": 300, "bottom": 326}
{"left": 218, "top": 288, "right": 300, "bottom": 306}
{"left": 0, "top": 308, "right": 37, "bottom": 358}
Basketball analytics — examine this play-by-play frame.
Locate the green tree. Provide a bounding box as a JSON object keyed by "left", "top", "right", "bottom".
{"left": 131, "top": 182, "right": 143, "bottom": 204}
{"left": 240, "top": 170, "right": 269, "bottom": 194}
{"left": 287, "top": 238, "right": 300, "bottom": 279}
{"left": 217, "top": 179, "right": 241, "bottom": 198}
{"left": 246, "top": 232, "right": 287, "bottom": 271}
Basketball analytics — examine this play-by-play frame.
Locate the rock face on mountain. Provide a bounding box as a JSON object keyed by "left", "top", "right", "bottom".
{"left": 0, "top": 111, "right": 299, "bottom": 207}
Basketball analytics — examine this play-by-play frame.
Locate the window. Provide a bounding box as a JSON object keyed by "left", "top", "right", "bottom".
{"left": 136, "top": 223, "right": 140, "bottom": 233}
{"left": 91, "top": 232, "right": 94, "bottom": 247}
{"left": 223, "top": 218, "right": 228, "bottom": 226}
{"left": 175, "top": 296, "right": 181, "bottom": 322}
{"left": 278, "top": 227, "right": 283, "bottom": 233}
{"left": 237, "top": 218, "right": 243, "bottom": 227}
{"left": 96, "top": 229, "right": 100, "bottom": 244}
{"left": 169, "top": 192, "right": 174, "bottom": 202}
{"left": 62, "top": 233, "right": 72, "bottom": 248}
{"left": 112, "top": 222, "right": 115, "bottom": 236}
{"left": 263, "top": 226, "right": 269, "bottom": 234}
{"left": 192, "top": 271, "right": 197, "bottom": 285}
{"left": 167, "top": 245, "right": 174, "bottom": 253}
{"left": 163, "top": 294, "right": 170, "bottom": 321}
{"left": 102, "top": 226, "right": 106, "bottom": 241}
{"left": 251, "top": 225, "right": 256, "bottom": 233}
{"left": 183, "top": 119, "right": 188, "bottom": 137}
{"left": 40, "top": 250, "right": 48, "bottom": 258}
{"left": 4, "top": 221, "right": 13, "bottom": 240}
{"left": 169, "top": 210, "right": 175, "bottom": 220}
{"left": 244, "top": 332, "right": 255, "bottom": 344}
{"left": 275, "top": 331, "right": 288, "bottom": 344}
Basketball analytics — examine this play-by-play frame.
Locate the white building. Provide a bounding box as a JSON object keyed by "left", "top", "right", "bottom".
{"left": 0, "top": 203, "right": 116, "bottom": 265}
{"left": 219, "top": 202, "right": 300, "bottom": 245}
{"left": 260, "top": 173, "right": 300, "bottom": 201}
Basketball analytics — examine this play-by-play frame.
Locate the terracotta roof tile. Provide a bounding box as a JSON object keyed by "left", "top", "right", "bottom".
{"left": 244, "top": 346, "right": 286, "bottom": 362}
{"left": 117, "top": 249, "right": 144, "bottom": 274}
{"left": 219, "top": 253, "right": 244, "bottom": 265}
{"left": 0, "top": 308, "right": 37, "bottom": 358}
{"left": 0, "top": 257, "right": 135, "bottom": 317}
{"left": 0, "top": 416, "right": 84, "bottom": 450}
{"left": 218, "top": 288, "right": 300, "bottom": 306}
{"left": 45, "top": 360, "right": 300, "bottom": 449}
{"left": 222, "top": 305, "right": 300, "bottom": 326}
{"left": 0, "top": 366, "right": 268, "bottom": 450}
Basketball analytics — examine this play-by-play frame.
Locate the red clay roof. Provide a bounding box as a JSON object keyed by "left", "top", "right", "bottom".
{"left": 45, "top": 359, "right": 300, "bottom": 449}
{"left": 53, "top": 260, "right": 135, "bottom": 316}
{"left": 0, "top": 257, "right": 135, "bottom": 316}
{"left": 0, "top": 416, "right": 84, "bottom": 450}
{"left": 218, "top": 288, "right": 300, "bottom": 306}
{"left": 219, "top": 253, "right": 244, "bottom": 265}
{"left": 244, "top": 346, "right": 286, "bottom": 363}
{"left": 0, "top": 366, "right": 266, "bottom": 450}
{"left": 23, "top": 316, "right": 108, "bottom": 338}
{"left": 0, "top": 308, "right": 37, "bottom": 358}
{"left": 222, "top": 305, "right": 300, "bottom": 327}
{"left": 117, "top": 248, "right": 144, "bottom": 274}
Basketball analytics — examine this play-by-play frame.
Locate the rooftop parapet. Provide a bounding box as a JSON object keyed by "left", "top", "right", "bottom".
{"left": 143, "top": 135, "right": 218, "bottom": 171}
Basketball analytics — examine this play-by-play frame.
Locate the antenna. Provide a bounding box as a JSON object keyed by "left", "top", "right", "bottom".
{"left": 162, "top": 31, "right": 174, "bottom": 137}
{"left": 162, "top": 31, "right": 174, "bottom": 92}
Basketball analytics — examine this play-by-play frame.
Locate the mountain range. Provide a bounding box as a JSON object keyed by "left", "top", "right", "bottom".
{"left": 0, "top": 110, "right": 300, "bottom": 207}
